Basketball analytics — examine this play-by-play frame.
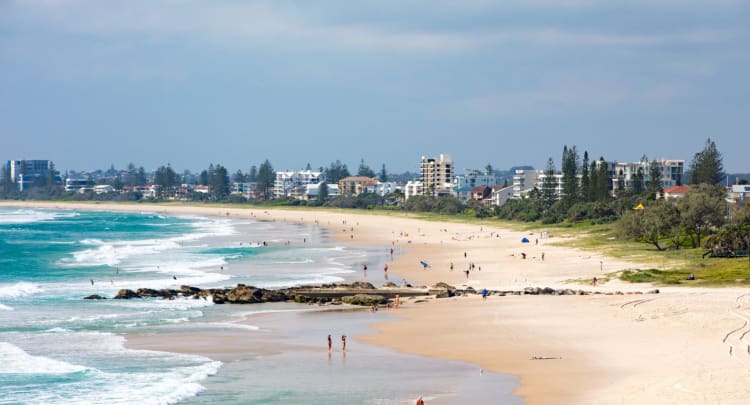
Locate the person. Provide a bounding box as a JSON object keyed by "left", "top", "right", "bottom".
{"left": 449, "top": 262, "right": 454, "bottom": 271}
{"left": 416, "top": 395, "right": 425, "bottom": 405}
{"left": 327, "top": 334, "right": 332, "bottom": 352}
{"left": 482, "top": 288, "right": 488, "bottom": 301}
{"left": 390, "top": 247, "right": 394, "bottom": 258}
{"left": 384, "top": 264, "right": 388, "bottom": 272}
{"left": 464, "top": 251, "right": 467, "bottom": 258}
{"left": 90, "top": 279, "right": 94, "bottom": 286}
{"left": 341, "top": 335, "right": 347, "bottom": 351}
{"left": 173, "top": 275, "right": 177, "bottom": 280}
{"left": 395, "top": 294, "right": 400, "bottom": 309}
{"left": 521, "top": 252, "right": 526, "bottom": 260}
{"left": 592, "top": 277, "right": 598, "bottom": 286}
{"left": 464, "top": 269, "right": 470, "bottom": 279}
{"left": 541, "top": 252, "right": 545, "bottom": 261}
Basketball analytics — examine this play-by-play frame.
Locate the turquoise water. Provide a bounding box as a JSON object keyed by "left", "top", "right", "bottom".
{"left": 0, "top": 207, "right": 520, "bottom": 404}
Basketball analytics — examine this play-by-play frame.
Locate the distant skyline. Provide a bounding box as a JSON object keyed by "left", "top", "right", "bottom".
{"left": 1, "top": 1, "right": 748, "bottom": 173}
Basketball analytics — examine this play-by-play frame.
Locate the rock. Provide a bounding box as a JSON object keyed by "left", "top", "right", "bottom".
{"left": 136, "top": 288, "right": 162, "bottom": 297}
{"left": 113, "top": 289, "right": 140, "bottom": 299}
{"left": 541, "top": 287, "right": 556, "bottom": 295}
{"left": 435, "top": 291, "right": 451, "bottom": 299}
{"left": 381, "top": 282, "right": 399, "bottom": 288}
{"left": 212, "top": 294, "right": 227, "bottom": 304}
{"left": 350, "top": 282, "right": 376, "bottom": 289}
{"left": 524, "top": 287, "right": 541, "bottom": 295}
{"left": 83, "top": 294, "right": 106, "bottom": 300}
{"left": 180, "top": 285, "right": 201, "bottom": 295}
{"left": 341, "top": 294, "right": 387, "bottom": 306}
{"left": 225, "top": 284, "right": 264, "bottom": 304}
{"left": 433, "top": 282, "right": 456, "bottom": 290}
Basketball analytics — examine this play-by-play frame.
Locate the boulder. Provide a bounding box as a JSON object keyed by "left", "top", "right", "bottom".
{"left": 83, "top": 294, "right": 106, "bottom": 300}
{"left": 113, "top": 289, "right": 140, "bottom": 299}
{"left": 225, "top": 284, "right": 264, "bottom": 303}
{"left": 541, "top": 287, "right": 556, "bottom": 295}
{"left": 136, "top": 288, "right": 163, "bottom": 298}
{"left": 180, "top": 285, "right": 202, "bottom": 295}
{"left": 381, "top": 282, "right": 399, "bottom": 288}
{"left": 349, "top": 281, "right": 376, "bottom": 289}
{"left": 341, "top": 294, "right": 387, "bottom": 306}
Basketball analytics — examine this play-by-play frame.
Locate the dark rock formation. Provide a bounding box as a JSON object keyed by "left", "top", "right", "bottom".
{"left": 83, "top": 294, "right": 106, "bottom": 300}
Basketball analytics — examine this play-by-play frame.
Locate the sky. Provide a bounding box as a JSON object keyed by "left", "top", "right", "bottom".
{"left": 1, "top": 0, "right": 748, "bottom": 174}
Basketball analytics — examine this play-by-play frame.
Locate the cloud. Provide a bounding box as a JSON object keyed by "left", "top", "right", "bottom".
{"left": 1, "top": 0, "right": 740, "bottom": 52}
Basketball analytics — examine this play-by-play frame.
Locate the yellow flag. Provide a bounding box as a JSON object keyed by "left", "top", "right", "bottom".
{"left": 634, "top": 203, "right": 645, "bottom": 210}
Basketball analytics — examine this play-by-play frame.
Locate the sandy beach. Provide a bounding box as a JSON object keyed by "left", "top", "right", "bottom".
{"left": 4, "top": 201, "right": 750, "bottom": 404}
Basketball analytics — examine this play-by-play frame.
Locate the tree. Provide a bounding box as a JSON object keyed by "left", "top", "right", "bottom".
{"left": 560, "top": 145, "right": 579, "bottom": 208}
{"left": 357, "top": 159, "right": 376, "bottom": 178}
{"left": 618, "top": 200, "right": 680, "bottom": 251}
{"left": 647, "top": 159, "right": 663, "bottom": 195}
{"left": 126, "top": 163, "right": 137, "bottom": 186}
{"left": 541, "top": 158, "right": 557, "bottom": 208}
{"left": 248, "top": 165, "right": 258, "bottom": 182}
{"left": 632, "top": 167, "right": 644, "bottom": 195}
{"left": 379, "top": 164, "right": 388, "bottom": 182}
{"left": 690, "top": 138, "right": 725, "bottom": 185}
{"left": 616, "top": 169, "right": 625, "bottom": 195}
{"left": 135, "top": 167, "right": 148, "bottom": 185}
{"left": 154, "top": 165, "right": 178, "bottom": 197}
{"left": 596, "top": 158, "right": 610, "bottom": 201}
{"left": 485, "top": 163, "right": 494, "bottom": 176}
{"left": 317, "top": 182, "right": 329, "bottom": 203}
{"left": 256, "top": 159, "right": 275, "bottom": 200}
{"left": 580, "top": 151, "right": 590, "bottom": 203}
{"left": 325, "top": 160, "right": 350, "bottom": 183}
{"left": 232, "top": 170, "right": 247, "bottom": 183}
{"left": 208, "top": 164, "right": 229, "bottom": 201}
{"left": 677, "top": 184, "right": 727, "bottom": 248}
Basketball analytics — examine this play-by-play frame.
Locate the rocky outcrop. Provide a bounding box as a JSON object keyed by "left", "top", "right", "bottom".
{"left": 83, "top": 294, "right": 106, "bottom": 300}
{"left": 98, "top": 283, "right": 660, "bottom": 305}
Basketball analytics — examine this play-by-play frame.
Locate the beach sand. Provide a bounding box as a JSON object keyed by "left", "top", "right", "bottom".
{"left": 4, "top": 201, "right": 750, "bottom": 403}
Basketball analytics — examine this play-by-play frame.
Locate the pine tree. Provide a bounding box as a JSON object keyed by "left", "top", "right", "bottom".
{"left": 542, "top": 158, "right": 557, "bottom": 208}
{"left": 647, "top": 159, "right": 663, "bottom": 195}
{"left": 596, "top": 158, "right": 610, "bottom": 201}
{"left": 379, "top": 164, "right": 388, "bottom": 182}
{"left": 588, "top": 160, "right": 598, "bottom": 202}
{"left": 561, "top": 145, "right": 579, "bottom": 208}
{"left": 256, "top": 159, "right": 275, "bottom": 200}
{"left": 580, "top": 151, "right": 590, "bottom": 203}
{"left": 690, "top": 138, "right": 725, "bottom": 185}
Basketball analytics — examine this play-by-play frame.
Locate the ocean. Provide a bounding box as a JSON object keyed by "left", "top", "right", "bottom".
{"left": 0, "top": 207, "right": 520, "bottom": 404}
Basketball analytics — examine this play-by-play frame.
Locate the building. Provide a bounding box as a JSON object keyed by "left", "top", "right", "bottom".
{"left": 338, "top": 176, "right": 378, "bottom": 196}
{"left": 420, "top": 154, "right": 454, "bottom": 197}
{"left": 93, "top": 185, "right": 114, "bottom": 194}
{"left": 65, "top": 178, "right": 93, "bottom": 192}
{"left": 231, "top": 182, "right": 257, "bottom": 199}
{"left": 512, "top": 169, "right": 541, "bottom": 199}
{"left": 299, "top": 183, "right": 340, "bottom": 200}
{"left": 661, "top": 185, "right": 690, "bottom": 200}
{"left": 366, "top": 181, "right": 400, "bottom": 197}
{"left": 728, "top": 184, "right": 750, "bottom": 207}
{"left": 5, "top": 160, "right": 56, "bottom": 191}
{"left": 404, "top": 180, "right": 423, "bottom": 200}
{"left": 490, "top": 185, "right": 514, "bottom": 207}
{"left": 471, "top": 186, "right": 492, "bottom": 201}
{"left": 274, "top": 170, "right": 324, "bottom": 199}
{"left": 611, "top": 159, "right": 684, "bottom": 195}
{"left": 454, "top": 169, "right": 496, "bottom": 191}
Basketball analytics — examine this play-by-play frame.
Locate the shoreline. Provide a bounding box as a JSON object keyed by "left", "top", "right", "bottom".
{"left": 4, "top": 201, "right": 750, "bottom": 403}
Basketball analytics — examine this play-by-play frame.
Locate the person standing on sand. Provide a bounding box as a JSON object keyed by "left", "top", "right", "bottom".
{"left": 395, "top": 294, "right": 400, "bottom": 309}
{"left": 327, "top": 334, "right": 332, "bottom": 352}
{"left": 482, "top": 288, "right": 488, "bottom": 301}
{"left": 341, "top": 335, "right": 347, "bottom": 351}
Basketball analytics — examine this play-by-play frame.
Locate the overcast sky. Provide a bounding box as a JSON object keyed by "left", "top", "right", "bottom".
{"left": 1, "top": 0, "right": 748, "bottom": 174}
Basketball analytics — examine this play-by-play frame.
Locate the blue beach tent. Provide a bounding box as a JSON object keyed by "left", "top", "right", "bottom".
{"left": 521, "top": 237, "right": 530, "bottom": 243}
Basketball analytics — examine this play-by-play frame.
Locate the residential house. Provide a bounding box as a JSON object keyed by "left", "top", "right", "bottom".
{"left": 489, "top": 185, "right": 514, "bottom": 207}
{"left": 274, "top": 170, "right": 325, "bottom": 199}
{"left": 661, "top": 185, "right": 690, "bottom": 200}
{"left": 338, "top": 176, "right": 378, "bottom": 196}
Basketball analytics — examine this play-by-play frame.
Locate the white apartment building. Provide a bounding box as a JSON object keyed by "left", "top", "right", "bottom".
{"left": 454, "top": 169, "right": 496, "bottom": 191}
{"left": 366, "top": 181, "right": 400, "bottom": 196}
{"left": 512, "top": 169, "right": 541, "bottom": 198}
{"left": 404, "top": 181, "right": 423, "bottom": 200}
{"left": 420, "top": 154, "right": 454, "bottom": 197}
{"left": 610, "top": 159, "right": 685, "bottom": 195}
{"left": 274, "top": 170, "right": 325, "bottom": 199}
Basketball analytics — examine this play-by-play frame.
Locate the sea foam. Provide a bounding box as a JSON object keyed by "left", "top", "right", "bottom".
{"left": 0, "top": 341, "right": 88, "bottom": 374}
{"left": 0, "top": 282, "right": 43, "bottom": 298}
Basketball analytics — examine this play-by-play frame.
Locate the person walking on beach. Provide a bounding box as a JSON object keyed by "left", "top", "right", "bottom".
{"left": 327, "top": 334, "right": 332, "bottom": 352}
{"left": 341, "top": 335, "right": 347, "bottom": 351}
{"left": 449, "top": 262, "right": 454, "bottom": 271}
{"left": 464, "top": 270, "right": 470, "bottom": 279}
{"left": 482, "top": 288, "right": 488, "bottom": 301}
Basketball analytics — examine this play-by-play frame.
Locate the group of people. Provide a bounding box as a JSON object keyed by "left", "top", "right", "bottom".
{"left": 327, "top": 334, "right": 347, "bottom": 352}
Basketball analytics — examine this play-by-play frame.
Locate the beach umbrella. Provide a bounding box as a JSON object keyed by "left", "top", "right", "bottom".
{"left": 521, "top": 237, "right": 530, "bottom": 243}
{"left": 420, "top": 261, "right": 431, "bottom": 269}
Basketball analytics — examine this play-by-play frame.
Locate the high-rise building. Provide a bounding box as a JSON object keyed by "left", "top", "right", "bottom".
{"left": 4, "top": 160, "right": 55, "bottom": 191}
{"left": 420, "top": 154, "right": 454, "bottom": 197}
